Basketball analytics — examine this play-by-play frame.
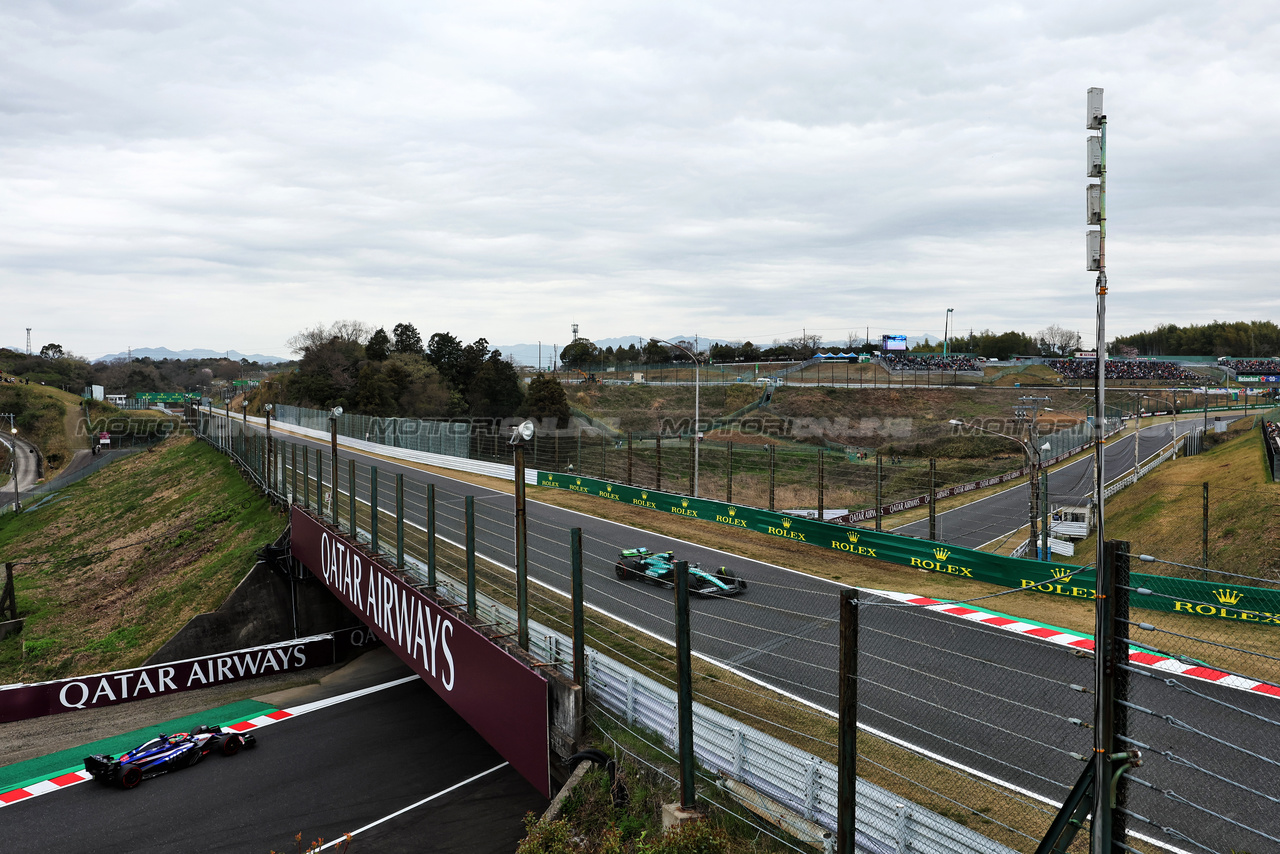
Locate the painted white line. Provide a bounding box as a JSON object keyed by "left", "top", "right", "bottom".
{"left": 0, "top": 675, "right": 421, "bottom": 808}
{"left": 310, "top": 762, "right": 511, "bottom": 851}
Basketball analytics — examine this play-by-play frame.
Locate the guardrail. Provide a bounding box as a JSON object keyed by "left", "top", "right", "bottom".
{"left": 405, "top": 547, "right": 1019, "bottom": 854}
{"left": 212, "top": 411, "right": 537, "bottom": 486}
{"left": 195, "top": 415, "right": 1024, "bottom": 854}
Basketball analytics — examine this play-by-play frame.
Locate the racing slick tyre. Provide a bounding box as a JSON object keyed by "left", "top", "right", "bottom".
{"left": 117, "top": 764, "right": 143, "bottom": 789}
{"left": 614, "top": 559, "right": 639, "bottom": 580}
{"left": 220, "top": 735, "right": 243, "bottom": 757}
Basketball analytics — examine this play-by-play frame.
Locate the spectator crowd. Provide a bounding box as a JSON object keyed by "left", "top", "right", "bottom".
{"left": 881, "top": 354, "right": 983, "bottom": 372}
{"left": 1047, "top": 359, "right": 1203, "bottom": 382}
{"left": 1220, "top": 359, "right": 1280, "bottom": 375}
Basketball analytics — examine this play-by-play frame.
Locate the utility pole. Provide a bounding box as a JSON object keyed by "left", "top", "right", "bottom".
{"left": 1017, "top": 396, "right": 1051, "bottom": 558}
{"left": 1087, "top": 85, "right": 1118, "bottom": 854}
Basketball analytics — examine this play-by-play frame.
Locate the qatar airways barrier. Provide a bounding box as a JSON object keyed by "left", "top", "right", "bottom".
{"left": 289, "top": 508, "right": 550, "bottom": 797}
{"left": 0, "top": 636, "right": 335, "bottom": 724}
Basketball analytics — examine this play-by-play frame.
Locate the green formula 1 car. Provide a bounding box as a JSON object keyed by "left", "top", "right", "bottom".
{"left": 614, "top": 547, "right": 748, "bottom": 597}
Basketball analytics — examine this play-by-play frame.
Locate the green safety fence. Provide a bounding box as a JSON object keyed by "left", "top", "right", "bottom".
{"left": 537, "top": 471, "right": 1280, "bottom": 626}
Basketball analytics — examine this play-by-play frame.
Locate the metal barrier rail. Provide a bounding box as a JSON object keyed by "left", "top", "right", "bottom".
{"left": 198, "top": 413, "right": 1036, "bottom": 853}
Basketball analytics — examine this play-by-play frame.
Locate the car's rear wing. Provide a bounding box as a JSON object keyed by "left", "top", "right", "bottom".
{"left": 84, "top": 754, "right": 117, "bottom": 775}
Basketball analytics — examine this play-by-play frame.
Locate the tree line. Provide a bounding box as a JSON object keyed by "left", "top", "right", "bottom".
{"left": 0, "top": 347, "right": 271, "bottom": 398}
{"left": 265, "top": 320, "right": 569, "bottom": 425}
{"left": 1109, "top": 321, "right": 1280, "bottom": 358}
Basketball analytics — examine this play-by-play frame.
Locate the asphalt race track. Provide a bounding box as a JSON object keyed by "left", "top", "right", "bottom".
{"left": 896, "top": 418, "right": 1229, "bottom": 548}
{"left": 4, "top": 674, "right": 546, "bottom": 853}
{"left": 231, "top": 415, "right": 1274, "bottom": 850}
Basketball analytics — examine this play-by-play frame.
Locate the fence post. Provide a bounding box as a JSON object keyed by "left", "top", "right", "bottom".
{"left": 291, "top": 444, "right": 298, "bottom": 505}
{"left": 655, "top": 433, "right": 662, "bottom": 491}
{"left": 875, "top": 454, "right": 882, "bottom": 532}
{"left": 674, "top": 559, "right": 696, "bottom": 811}
{"left": 768, "top": 444, "right": 776, "bottom": 512}
{"left": 348, "top": 459, "right": 356, "bottom": 537}
{"left": 427, "top": 483, "right": 437, "bottom": 587}
{"left": 515, "top": 443, "right": 529, "bottom": 651}
{"left": 465, "top": 495, "right": 477, "bottom": 618}
{"left": 627, "top": 431, "right": 633, "bottom": 485}
{"left": 928, "top": 458, "right": 936, "bottom": 541}
{"left": 396, "top": 474, "right": 405, "bottom": 569}
{"left": 837, "top": 588, "right": 858, "bottom": 854}
{"left": 1041, "top": 470, "right": 1050, "bottom": 560}
{"left": 314, "top": 449, "right": 323, "bottom": 519}
{"left": 1202, "top": 482, "right": 1209, "bottom": 577}
{"left": 726, "top": 441, "right": 733, "bottom": 503}
{"left": 818, "top": 449, "right": 825, "bottom": 521}
{"left": 303, "top": 447, "right": 310, "bottom": 509}
{"left": 1092, "top": 539, "right": 1130, "bottom": 851}
{"left": 370, "top": 466, "right": 379, "bottom": 553}
{"left": 1, "top": 563, "right": 16, "bottom": 622}
{"left": 571, "top": 527, "right": 585, "bottom": 693}
{"left": 1113, "top": 541, "right": 1131, "bottom": 848}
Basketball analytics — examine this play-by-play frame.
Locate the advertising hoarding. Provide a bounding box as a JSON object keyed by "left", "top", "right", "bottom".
{"left": 289, "top": 508, "right": 550, "bottom": 797}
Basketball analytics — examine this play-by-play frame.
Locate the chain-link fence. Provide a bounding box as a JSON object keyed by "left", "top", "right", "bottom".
{"left": 200, "top": 412, "right": 1280, "bottom": 852}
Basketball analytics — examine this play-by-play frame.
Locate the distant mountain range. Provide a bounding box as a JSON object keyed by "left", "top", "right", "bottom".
{"left": 91, "top": 347, "right": 289, "bottom": 364}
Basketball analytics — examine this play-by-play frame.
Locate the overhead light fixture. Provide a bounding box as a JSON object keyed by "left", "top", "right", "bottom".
{"left": 331, "top": 406, "right": 343, "bottom": 418}
{"left": 510, "top": 419, "right": 536, "bottom": 445}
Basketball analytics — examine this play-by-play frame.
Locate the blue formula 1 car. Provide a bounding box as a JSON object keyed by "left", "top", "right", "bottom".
{"left": 614, "top": 547, "right": 748, "bottom": 597}
{"left": 84, "top": 725, "right": 257, "bottom": 789}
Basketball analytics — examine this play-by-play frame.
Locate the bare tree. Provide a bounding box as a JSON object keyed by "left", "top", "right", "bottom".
{"left": 1036, "top": 324, "right": 1083, "bottom": 356}
{"left": 287, "top": 320, "right": 373, "bottom": 356}
{"left": 787, "top": 332, "right": 823, "bottom": 359}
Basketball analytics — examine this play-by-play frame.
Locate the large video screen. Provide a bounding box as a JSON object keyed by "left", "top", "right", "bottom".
{"left": 881, "top": 335, "right": 908, "bottom": 352}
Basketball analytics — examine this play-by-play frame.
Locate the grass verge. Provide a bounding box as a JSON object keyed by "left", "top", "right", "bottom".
{"left": 0, "top": 435, "right": 287, "bottom": 683}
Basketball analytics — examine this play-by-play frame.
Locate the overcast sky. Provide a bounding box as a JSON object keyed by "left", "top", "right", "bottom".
{"left": 2, "top": 1, "right": 1277, "bottom": 360}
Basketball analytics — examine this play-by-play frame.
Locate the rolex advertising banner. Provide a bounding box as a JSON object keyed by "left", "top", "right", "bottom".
{"left": 536, "top": 473, "right": 1280, "bottom": 626}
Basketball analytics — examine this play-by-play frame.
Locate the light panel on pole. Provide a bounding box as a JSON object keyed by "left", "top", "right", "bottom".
{"left": 1087, "top": 184, "right": 1101, "bottom": 225}
{"left": 1087, "top": 136, "right": 1103, "bottom": 177}
{"left": 1086, "top": 230, "right": 1101, "bottom": 271}
{"left": 1087, "top": 87, "right": 1104, "bottom": 130}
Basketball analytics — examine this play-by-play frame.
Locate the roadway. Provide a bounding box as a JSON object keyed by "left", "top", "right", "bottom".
{"left": 0, "top": 434, "right": 40, "bottom": 510}
{"left": 895, "top": 416, "right": 1231, "bottom": 551}
{"left": 2, "top": 651, "right": 545, "bottom": 853}
{"left": 224, "top": 414, "right": 1276, "bottom": 851}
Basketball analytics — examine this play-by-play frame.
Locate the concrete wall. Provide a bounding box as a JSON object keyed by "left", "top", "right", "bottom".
{"left": 145, "top": 526, "right": 361, "bottom": 665}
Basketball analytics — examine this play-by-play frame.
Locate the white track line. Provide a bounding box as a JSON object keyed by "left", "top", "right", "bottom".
{"left": 310, "top": 762, "right": 511, "bottom": 851}
{"left": 0, "top": 676, "right": 419, "bottom": 808}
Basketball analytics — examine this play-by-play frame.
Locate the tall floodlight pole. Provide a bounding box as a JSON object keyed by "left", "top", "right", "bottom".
{"left": 943, "top": 308, "right": 954, "bottom": 357}
{"left": 1086, "top": 86, "right": 1116, "bottom": 854}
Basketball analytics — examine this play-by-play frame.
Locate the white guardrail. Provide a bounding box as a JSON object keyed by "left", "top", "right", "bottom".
{"left": 226, "top": 413, "right": 538, "bottom": 485}
{"left": 457, "top": 573, "right": 1018, "bottom": 854}
{"left": 208, "top": 416, "right": 1024, "bottom": 852}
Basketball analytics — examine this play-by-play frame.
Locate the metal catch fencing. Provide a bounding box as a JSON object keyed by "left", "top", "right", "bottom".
{"left": 266, "top": 404, "right": 472, "bottom": 457}
{"left": 198, "top": 412, "right": 1280, "bottom": 853}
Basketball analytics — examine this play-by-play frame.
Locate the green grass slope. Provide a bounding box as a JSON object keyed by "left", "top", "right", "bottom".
{"left": 1073, "top": 419, "right": 1279, "bottom": 578}
{"left": 0, "top": 436, "right": 286, "bottom": 683}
